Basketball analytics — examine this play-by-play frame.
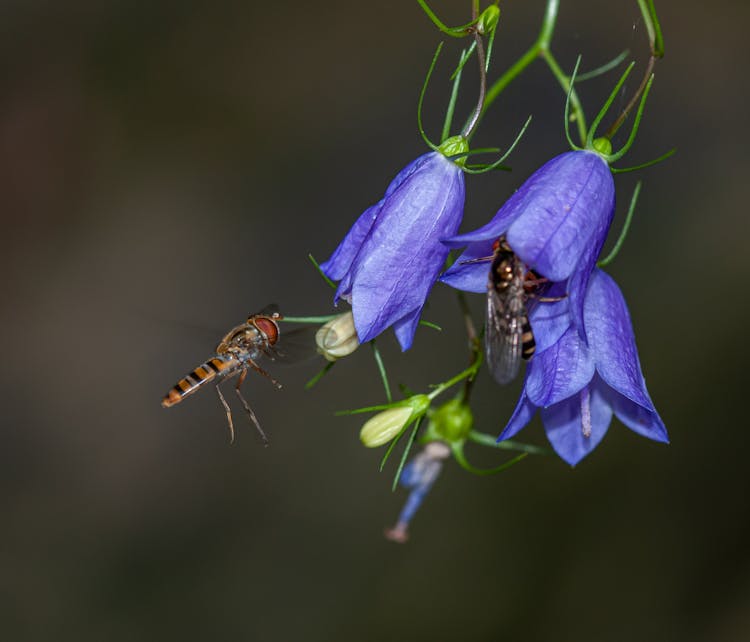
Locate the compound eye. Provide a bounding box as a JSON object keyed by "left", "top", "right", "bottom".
{"left": 254, "top": 317, "right": 279, "bottom": 344}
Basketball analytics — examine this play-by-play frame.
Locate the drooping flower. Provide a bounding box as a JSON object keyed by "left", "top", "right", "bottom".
{"left": 440, "top": 150, "right": 615, "bottom": 336}
{"left": 321, "top": 137, "right": 467, "bottom": 350}
{"left": 498, "top": 269, "right": 668, "bottom": 465}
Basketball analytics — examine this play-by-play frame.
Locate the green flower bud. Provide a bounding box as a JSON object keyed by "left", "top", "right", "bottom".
{"left": 477, "top": 5, "right": 500, "bottom": 35}
{"left": 360, "top": 406, "right": 413, "bottom": 448}
{"left": 592, "top": 137, "right": 613, "bottom": 156}
{"left": 316, "top": 311, "right": 359, "bottom": 361}
{"left": 359, "top": 394, "right": 431, "bottom": 448}
{"left": 429, "top": 398, "right": 473, "bottom": 443}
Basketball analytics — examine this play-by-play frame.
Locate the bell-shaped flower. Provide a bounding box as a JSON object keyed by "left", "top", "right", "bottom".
{"left": 440, "top": 150, "right": 615, "bottom": 336}
{"left": 498, "top": 269, "right": 668, "bottom": 465}
{"left": 320, "top": 137, "right": 467, "bottom": 350}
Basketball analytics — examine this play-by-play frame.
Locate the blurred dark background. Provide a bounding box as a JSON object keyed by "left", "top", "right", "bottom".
{"left": 1, "top": 1, "right": 747, "bottom": 640}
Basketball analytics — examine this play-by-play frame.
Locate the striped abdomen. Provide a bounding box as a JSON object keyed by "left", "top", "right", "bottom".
{"left": 161, "top": 356, "right": 238, "bottom": 407}
{"left": 521, "top": 316, "right": 535, "bottom": 360}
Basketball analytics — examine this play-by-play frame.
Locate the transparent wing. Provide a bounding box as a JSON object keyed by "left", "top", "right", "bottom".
{"left": 485, "top": 288, "right": 523, "bottom": 385}
{"left": 261, "top": 325, "right": 319, "bottom": 365}
{"left": 253, "top": 303, "right": 280, "bottom": 317}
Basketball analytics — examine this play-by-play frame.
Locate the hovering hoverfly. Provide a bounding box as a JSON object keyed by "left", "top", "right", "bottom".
{"left": 485, "top": 236, "right": 561, "bottom": 385}
{"left": 161, "top": 305, "right": 288, "bottom": 444}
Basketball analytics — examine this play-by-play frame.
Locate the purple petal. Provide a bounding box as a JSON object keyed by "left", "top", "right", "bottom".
{"left": 526, "top": 326, "right": 595, "bottom": 407}
{"left": 393, "top": 306, "right": 423, "bottom": 351}
{"left": 565, "top": 241, "right": 599, "bottom": 342}
{"left": 320, "top": 202, "right": 380, "bottom": 282}
{"left": 541, "top": 383, "right": 613, "bottom": 465}
{"left": 505, "top": 151, "right": 614, "bottom": 281}
{"left": 349, "top": 152, "right": 465, "bottom": 347}
{"left": 604, "top": 386, "right": 669, "bottom": 444}
{"left": 497, "top": 388, "right": 538, "bottom": 441}
{"left": 321, "top": 153, "right": 432, "bottom": 282}
{"left": 528, "top": 281, "right": 570, "bottom": 353}
{"left": 438, "top": 239, "right": 495, "bottom": 293}
{"left": 585, "top": 270, "right": 654, "bottom": 409}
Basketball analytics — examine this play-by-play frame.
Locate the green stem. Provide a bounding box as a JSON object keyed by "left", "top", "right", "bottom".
{"left": 477, "top": 0, "right": 586, "bottom": 146}
{"left": 427, "top": 346, "right": 483, "bottom": 401}
{"left": 540, "top": 49, "right": 588, "bottom": 145}
{"left": 283, "top": 315, "right": 338, "bottom": 324}
{"left": 467, "top": 430, "right": 551, "bottom": 456}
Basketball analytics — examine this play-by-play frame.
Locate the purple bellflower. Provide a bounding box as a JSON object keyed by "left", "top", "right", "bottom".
{"left": 499, "top": 269, "right": 668, "bottom": 465}
{"left": 320, "top": 137, "right": 467, "bottom": 351}
{"left": 440, "top": 150, "right": 615, "bottom": 337}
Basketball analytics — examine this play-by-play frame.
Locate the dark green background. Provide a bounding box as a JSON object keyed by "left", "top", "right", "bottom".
{"left": 2, "top": 1, "right": 746, "bottom": 640}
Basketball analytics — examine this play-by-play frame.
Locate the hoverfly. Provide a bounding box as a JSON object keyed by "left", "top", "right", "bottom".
{"left": 161, "top": 305, "right": 287, "bottom": 444}
{"left": 485, "top": 236, "right": 560, "bottom": 385}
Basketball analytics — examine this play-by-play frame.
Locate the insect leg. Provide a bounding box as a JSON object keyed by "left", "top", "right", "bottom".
{"left": 536, "top": 294, "right": 567, "bottom": 303}
{"left": 235, "top": 368, "right": 270, "bottom": 446}
{"left": 215, "top": 382, "right": 236, "bottom": 443}
{"left": 245, "top": 358, "right": 283, "bottom": 389}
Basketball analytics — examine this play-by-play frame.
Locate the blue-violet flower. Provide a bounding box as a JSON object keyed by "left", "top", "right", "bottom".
{"left": 321, "top": 138, "right": 466, "bottom": 350}
{"left": 441, "top": 150, "right": 615, "bottom": 336}
{"left": 499, "top": 269, "right": 668, "bottom": 465}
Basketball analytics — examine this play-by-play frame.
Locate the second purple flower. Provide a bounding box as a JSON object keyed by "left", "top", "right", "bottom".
{"left": 321, "top": 138, "right": 467, "bottom": 350}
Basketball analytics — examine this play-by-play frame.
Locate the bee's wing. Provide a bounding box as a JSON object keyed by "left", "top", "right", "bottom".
{"left": 253, "top": 303, "right": 280, "bottom": 317}
{"left": 261, "top": 325, "right": 319, "bottom": 365}
{"left": 485, "top": 288, "right": 523, "bottom": 385}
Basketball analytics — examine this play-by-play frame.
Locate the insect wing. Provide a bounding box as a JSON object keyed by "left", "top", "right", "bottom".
{"left": 485, "top": 288, "right": 523, "bottom": 385}
{"left": 261, "top": 325, "right": 319, "bottom": 365}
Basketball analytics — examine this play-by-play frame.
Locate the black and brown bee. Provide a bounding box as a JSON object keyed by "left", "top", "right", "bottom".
{"left": 161, "top": 306, "right": 286, "bottom": 444}
{"left": 485, "top": 236, "right": 559, "bottom": 385}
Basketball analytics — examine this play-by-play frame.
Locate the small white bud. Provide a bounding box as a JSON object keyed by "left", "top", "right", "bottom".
{"left": 315, "top": 311, "right": 360, "bottom": 361}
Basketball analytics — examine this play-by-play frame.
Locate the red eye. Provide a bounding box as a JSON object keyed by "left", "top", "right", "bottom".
{"left": 254, "top": 317, "right": 279, "bottom": 344}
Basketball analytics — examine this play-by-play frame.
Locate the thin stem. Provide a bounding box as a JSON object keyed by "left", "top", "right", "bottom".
{"left": 452, "top": 442, "right": 528, "bottom": 476}
{"left": 542, "top": 49, "right": 588, "bottom": 146}
{"left": 461, "top": 8, "right": 487, "bottom": 139}
{"left": 478, "top": 0, "right": 586, "bottom": 146}
{"left": 442, "top": 48, "right": 470, "bottom": 142}
{"left": 603, "top": 0, "right": 664, "bottom": 139}
{"left": 467, "top": 430, "right": 552, "bottom": 456}
{"left": 283, "top": 315, "right": 338, "bottom": 324}
{"left": 427, "top": 346, "right": 483, "bottom": 401}
{"left": 597, "top": 181, "right": 642, "bottom": 268}
{"left": 456, "top": 291, "right": 480, "bottom": 404}
{"left": 603, "top": 56, "right": 655, "bottom": 140}
{"left": 392, "top": 418, "right": 422, "bottom": 491}
{"left": 371, "top": 340, "right": 392, "bottom": 403}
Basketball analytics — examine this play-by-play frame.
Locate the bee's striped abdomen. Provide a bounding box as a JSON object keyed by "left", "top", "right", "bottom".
{"left": 161, "top": 356, "right": 236, "bottom": 407}
{"left": 521, "top": 317, "right": 535, "bottom": 360}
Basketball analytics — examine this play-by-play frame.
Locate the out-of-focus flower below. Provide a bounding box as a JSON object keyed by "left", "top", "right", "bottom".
{"left": 321, "top": 137, "right": 467, "bottom": 350}
{"left": 385, "top": 442, "right": 451, "bottom": 543}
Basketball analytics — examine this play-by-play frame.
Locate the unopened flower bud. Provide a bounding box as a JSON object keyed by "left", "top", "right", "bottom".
{"left": 360, "top": 406, "right": 413, "bottom": 448}
{"left": 477, "top": 5, "right": 500, "bottom": 35}
{"left": 429, "top": 398, "right": 473, "bottom": 442}
{"left": 316, "top": 311, "right": 359, "bottom": 361}
{"left": 360, "top": 394, "right": 431, "bottom": 448}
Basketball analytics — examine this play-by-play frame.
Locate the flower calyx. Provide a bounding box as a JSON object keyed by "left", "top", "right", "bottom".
{"left": 424, "top": 398, "right": 473, "bottom": 445}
